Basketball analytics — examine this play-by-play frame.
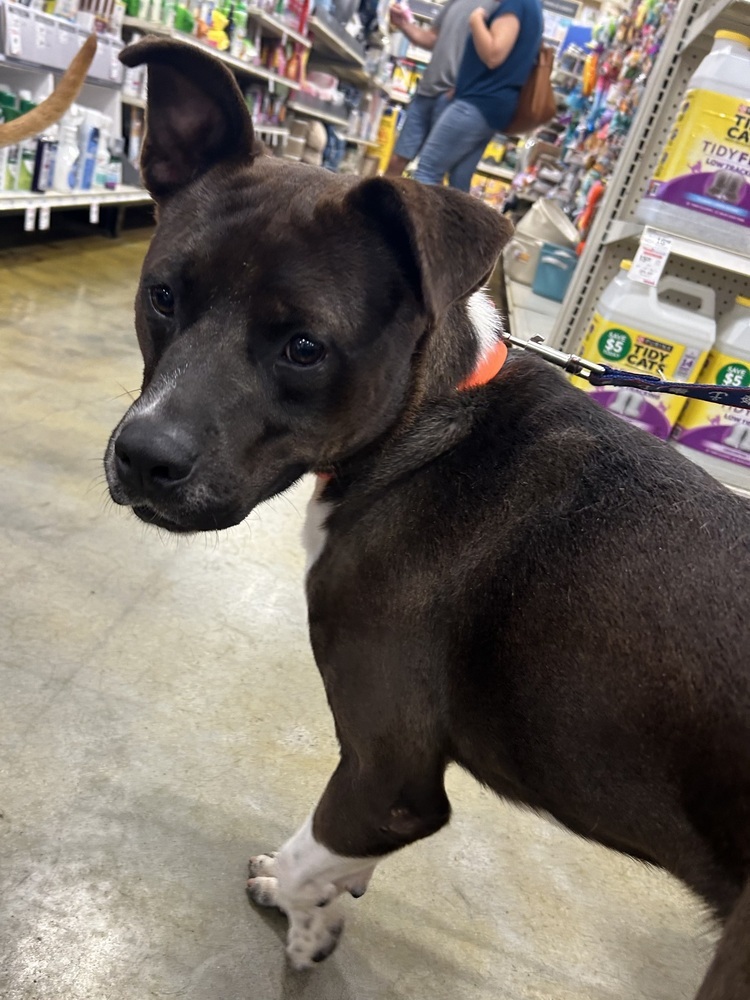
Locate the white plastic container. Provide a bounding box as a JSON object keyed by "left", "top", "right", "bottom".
{"left": 572, "top": 260, "right": 716, "bottom": 439}
{"left": 673, "top": 295, "right": 750, "bottom": 490}
{"left": 52, "top": 107, "right": 82, "bottom": 193}
{"left": 638, "top": 31, "right": 750, "bottom": 252}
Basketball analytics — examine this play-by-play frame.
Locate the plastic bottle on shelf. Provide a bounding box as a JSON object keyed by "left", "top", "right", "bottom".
{"left": 32, "top": 126, "right": 58, "bottom": 193}
{"left": 230, "top": 0, "right": 248, "bottom": 59}
{"left": 571, "top": 259, "right": 716, "bottom": 439}
{"left": 105, "top": 138, "right": 125, "bottom": 191}
{"left": 637, "top": 30, "right": 750, "bottom": 253}
{"left": 673, "top": 296, "right": 750, "bottom": 490}
{"left": 52, "top": 107, "right": 83, "bottom": 193}
{"left": 16, "top": 93, "right": 38, "bottom": 192}
{"left": 94, "top": 117, "right": 113, "bottom": 189}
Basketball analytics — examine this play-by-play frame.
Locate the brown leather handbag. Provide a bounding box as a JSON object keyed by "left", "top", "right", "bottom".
{"left": 506, "top": 45, "right": 557, "bottom": 135}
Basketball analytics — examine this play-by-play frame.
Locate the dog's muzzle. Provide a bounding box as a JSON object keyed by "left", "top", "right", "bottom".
{"left": 105, "top": 416, "right": 232, "bottom": 532}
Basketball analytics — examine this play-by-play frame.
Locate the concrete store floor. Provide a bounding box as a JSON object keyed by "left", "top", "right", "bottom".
{"left": 0, "top": 231, "right": 715, "bottom": 1000}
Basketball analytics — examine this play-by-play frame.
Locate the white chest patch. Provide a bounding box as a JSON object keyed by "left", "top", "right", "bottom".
{"left": 467, "top": 288, "right": 504, "bottom": 362}
{"left": 302, "top": 477, "right": 333, "bottom": 574}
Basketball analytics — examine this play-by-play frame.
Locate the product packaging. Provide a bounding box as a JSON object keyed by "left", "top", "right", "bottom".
{"left": 572, "top": 260, "right": 716, "bottom": 439}
{"left": 673, "top": 295, "right": 750, "bottom": 488}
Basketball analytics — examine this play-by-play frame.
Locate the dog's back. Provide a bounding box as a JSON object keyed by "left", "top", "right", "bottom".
{"left": 313, "top": 349, "right": 750, "bottom": 922}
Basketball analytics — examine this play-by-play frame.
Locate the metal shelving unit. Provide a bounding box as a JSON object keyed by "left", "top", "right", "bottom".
{"left": 476, "top": 162, "right": 515, "bottom": 182}
{"left": 121, "top": 16, "right": 302, "bottom": 90}
{"left": 287, "top": 95, "right": 349, "bottom": 127}
{"left": 551, "top": 0, "right": 750, "bottom": 353}
{"left": 308, "top": 10, "right": 366, "bottom": 66}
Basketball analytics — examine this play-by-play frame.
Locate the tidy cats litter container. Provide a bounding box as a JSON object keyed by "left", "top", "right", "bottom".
{"left": 571, "top": 260, "right": 716, "bottom": 439}
{"left": 638, "top": 30, "right": 750, "bottom": 253}
{"left": 673, "top": 295, "right": 750, "bottom": 490}
{"left": 531, "top": 243, "right": 578, "bottom": 302}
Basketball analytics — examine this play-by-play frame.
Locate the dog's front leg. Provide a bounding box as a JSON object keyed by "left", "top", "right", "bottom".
{"left": 247, "top": 814, "right": 377, "bottom": 969}
{"left": 248, "top": 754, "right": 450, "bottom": 969}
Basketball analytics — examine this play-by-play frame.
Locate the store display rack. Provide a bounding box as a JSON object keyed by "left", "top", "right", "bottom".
{"left": 551, "top": 0, "right": 750, "bottom": 353}
{"left": 287, "top": 93, "right": 349, "bottom": 128}
{"left": 308, "top": 10, "right": 365, "bottom": 68}
{"left": 476, "top": 162, "right": 515, "bottom": 182}
{"left": 123, "top": 8, "right": 309, "bottom": 48}
{"left": 121, "top": 15, "right": 303, "bottom": 90}
{"left": 0, "top": 185, "right": 151, "bottom": 235}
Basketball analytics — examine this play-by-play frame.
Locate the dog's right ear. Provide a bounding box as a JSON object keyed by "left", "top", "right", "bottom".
{"left": 120, "top": 37, "right": 256, "bottom": 199}
{"left": 344, "top": 177, "right": 512, "bottom": 324}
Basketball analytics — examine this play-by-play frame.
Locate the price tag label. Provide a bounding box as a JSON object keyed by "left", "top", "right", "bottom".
{"left": 629, "top": 231, "right": 672, "bottom": 287}
{"left": 89, "top": 201, "right": 100, "bottom": 224}
{"left": 7, "top": 13, "right": 22, "bottom": 57}
{"left": 58, "top": 25, "right": 69, "bottom": 46}
{"left": 281, "top": 31, "right": 287, "bottom": 45}
{"left": 268, "top": 77, "right": 275, "bottom": 95}
{"left": 111, "top": 46, "right": 121, "bottom": 82}
{"left": 36, "top": 22, "right": 47, "bottom": 50}
{"left": 38, "top": 205, "right": 51, "bottom": 231}
{"left": 24, "top": 205, "right": 36, "bottom": 232}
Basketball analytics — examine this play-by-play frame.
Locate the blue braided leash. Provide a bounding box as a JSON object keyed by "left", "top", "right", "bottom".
{"left": 503, "top": 334, "right": 750, "bottom": 411}
{"left": 588, "top": 366, "right": 750, "bottom": 410}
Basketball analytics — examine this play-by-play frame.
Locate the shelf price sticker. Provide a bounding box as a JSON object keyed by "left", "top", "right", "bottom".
{"left": 629, "top": 231, "right": 672, "bottom": 287}
{"left": 111, "top": 46, "right": 121, "bottom": 82}
{"left": 89, "top": 202, "right": 100, "bottom": 224}
{"left": 36, "top": 22, "right": 47, "bottom": 51}
{"left": 7, "top": 12, "right": 22, "bottom": 57}
{"left": 38, "top": 206, "right": 51, "bottom": 231}
{"left": 24, "top": 206, "right": 36, "bottom": 232}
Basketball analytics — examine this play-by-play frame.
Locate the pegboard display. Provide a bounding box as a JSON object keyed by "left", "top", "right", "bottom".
{"left": 551, "top": 0, "right": 750, "bottom": 354}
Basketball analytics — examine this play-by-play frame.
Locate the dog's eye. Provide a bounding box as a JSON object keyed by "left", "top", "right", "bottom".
{"left": 149, "top": 284, "right": 175, "bottom": 317}
{"left": 284, "top": 335, "right": 326, "bottom": 367}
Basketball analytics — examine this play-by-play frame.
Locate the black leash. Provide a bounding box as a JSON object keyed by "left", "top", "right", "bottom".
{"left": 503, "top": 333, "right": 750, "bottom": 411}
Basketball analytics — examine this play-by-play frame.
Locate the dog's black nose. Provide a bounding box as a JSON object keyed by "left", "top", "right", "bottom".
{"left": 114, "top": 418, "right": 197, "bottom": 497}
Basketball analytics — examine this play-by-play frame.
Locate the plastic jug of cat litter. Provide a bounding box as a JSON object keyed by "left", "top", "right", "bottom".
{"left": 638, "top": 31, "right": 750, "bottom": 252}
{"left": 673, "top": 296, "right": 750, "bottom": 490}
{"left": 571, "top": 260, "right": 716, "bottom": 439}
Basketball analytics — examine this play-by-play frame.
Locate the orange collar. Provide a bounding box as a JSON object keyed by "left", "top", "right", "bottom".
{"left": 458, "top": 337, "right": 508, "bottom": 391}
{"left": 316, "top": 338, "right": 508, "bottom": 483}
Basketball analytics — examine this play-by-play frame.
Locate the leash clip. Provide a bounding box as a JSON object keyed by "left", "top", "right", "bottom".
{"left": 502, "top": 332, "right": 605, "bottom": 380}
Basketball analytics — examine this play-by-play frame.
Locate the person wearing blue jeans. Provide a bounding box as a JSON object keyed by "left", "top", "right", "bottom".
{"left": 387, "top": 0, "right": 497, "bottom": 177}
{"left": 414, "top": 0, "right": 543, "bottom": 191}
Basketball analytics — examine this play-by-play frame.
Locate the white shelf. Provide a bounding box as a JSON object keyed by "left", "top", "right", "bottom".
{"left": 246, "top": 6, "right": 310, "bottom": 48}
{"left": 287, "top": 97, "right": 348, "bottom": 127}
{"left": 384, "top": 87, "right": 410, "bottom": 104}
{"left": 684, "top": 0, "right": 750, "bottom": 47}
{"left": 505, "top": 276, "right": 560, "bottom": 341}
{"left": 644, "top": 226, "right": 750, "bottom": 276}
{"left": 123, "top": 9, "right": 309, "bottom": 47}
{"left": 344, "top": 135, "right": 376, "bottom": 147}
{"left": 121, "top": 18, "right": 302, "bottom": 90}
{"left": 254, "top": 124, "right": 288, "bottom": 137}
{"left": 476, "top": 162, "right": 515, "bottom": 181}
{"left": 121, "top": 93, "right": 146, "bottom": 109}
{"left": 308, "top": 13, "right": 365, "bottom": 67}
{"left": 0, "top": 185, "right": 151, "bottom": 213}
{"left": 615, "top": 225, "right": 750, "bottom": 277}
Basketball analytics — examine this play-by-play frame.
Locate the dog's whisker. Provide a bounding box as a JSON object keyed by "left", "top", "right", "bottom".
{"left": 112, "top": 384, "right": 140, "bottom": 402}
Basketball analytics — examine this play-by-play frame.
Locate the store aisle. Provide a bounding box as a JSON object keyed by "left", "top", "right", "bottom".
{"left": 0, "top": 234, "right": 712, "bottom": 1000}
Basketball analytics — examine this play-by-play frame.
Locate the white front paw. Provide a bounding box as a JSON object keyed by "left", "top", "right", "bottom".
{"left": 247, "top": 853, "right": 280, "bottom": 907}
{"left": 285, "top": 900, "right": 345, "bottom": 970}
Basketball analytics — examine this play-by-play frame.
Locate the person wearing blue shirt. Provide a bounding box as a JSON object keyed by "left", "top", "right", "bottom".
{"left": 413, "top": 0, "right": 543, "bottom": 191}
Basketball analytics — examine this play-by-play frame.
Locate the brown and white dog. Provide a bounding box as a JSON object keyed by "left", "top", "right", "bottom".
{"left": 0, "top": 35, "right": 96, "bottom": 147}
{"left": 104, "top": 37, "right": 750, "bottom": 1000}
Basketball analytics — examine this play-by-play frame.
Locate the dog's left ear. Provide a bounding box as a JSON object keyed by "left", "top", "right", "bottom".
{"left": 120, "top": 37, "right": 256, "bottom": 199}
{"left": 345, "top": 177, "right": 512, "bottom": 322}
